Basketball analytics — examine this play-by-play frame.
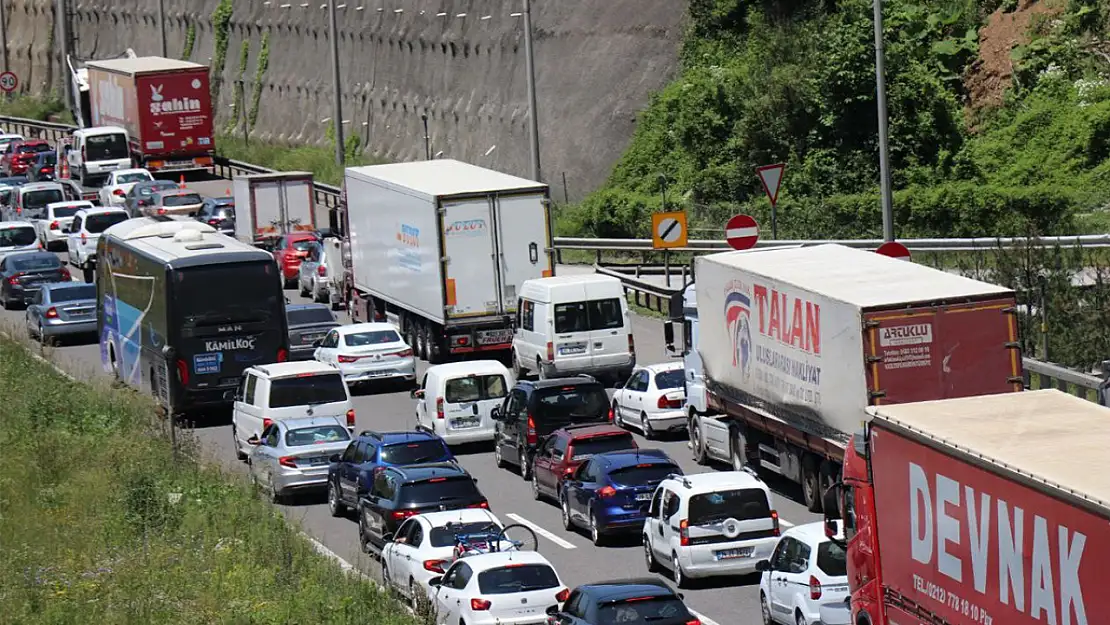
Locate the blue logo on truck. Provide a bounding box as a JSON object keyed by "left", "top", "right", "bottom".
{"left": 724, "top": 284, "right": 753, "bottom": 380}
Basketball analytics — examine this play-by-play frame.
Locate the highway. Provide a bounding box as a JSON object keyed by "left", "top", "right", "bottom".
{"left": 0, "top": 179, "right": 823, "bottom": 625}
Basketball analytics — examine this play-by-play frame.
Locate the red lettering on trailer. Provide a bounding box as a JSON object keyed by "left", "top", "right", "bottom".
{"left": 752, "top": 283, "right": 820, "bottom": 354}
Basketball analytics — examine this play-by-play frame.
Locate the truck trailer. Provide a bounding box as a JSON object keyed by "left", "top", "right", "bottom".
{"left": 232, "top": 172, "right": 318, "bottom": 244}
{"left": 86, "top": 56, "right": 214, "bottom": 175}
{"left": 342, "top": 159, "right": 553, "bottom": 363}
{"left": 671, "top": 244, "right": 1023, "bottom": 513}
{"left": 824, "top": 389, "right": 1109, "bottom": 625}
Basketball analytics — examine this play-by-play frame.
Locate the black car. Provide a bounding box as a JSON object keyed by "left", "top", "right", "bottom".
{"left": 0, "top": 252, "right": 71, "bottom": 309}
{"left": 197, "top": 196, "right": 235, "bottom": 234}
{"left": 492, "top": 375, "right": 612, "bottom": 481}
{"left": 547, "top": 578, "right": 698, "bottom": 625}
{"left": 285, "top": 303, "right": 340, "bottom": 360}
{"left": 124, "top": 179, "right": 178, "bottom": 217}
{"left": 356, "top": 462, "right": 488, "bottom": 551}
{"left": 27, "top": 152, "right": 57, "bottom": 182}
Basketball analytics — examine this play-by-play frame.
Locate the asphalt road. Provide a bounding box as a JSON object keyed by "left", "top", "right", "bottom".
{"left": 1, "top": 178, "right": 823, "bottom": 625}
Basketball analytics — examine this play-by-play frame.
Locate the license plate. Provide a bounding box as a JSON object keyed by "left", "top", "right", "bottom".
{"left": 559, "top": 345, "right": 586, "bottom": 355}
{"left": 451, "top": 418, "right": 479, "bottom": 429}
{"left": 635, "top": 493, "right": 652, "bottom": 501}
{"left": 477, "top": 329, "right": 513, "bottom": 345}
{"left": 309, "top": 457, "right": 328, "bottom": 465}
{"left": 715, "top": 547, "right": 754, "bottom": 561}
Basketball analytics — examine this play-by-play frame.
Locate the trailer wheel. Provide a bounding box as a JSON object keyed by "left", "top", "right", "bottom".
{"left": 802, "top": 457, "right": 823, "bottom": 513}
{"left": 426, "top": 325, "right": 443, "bottom": 364}
{"left": 690, "top": 415, "right": 707, "bottom": 465}
{"left": 729, "top": 426, "right": 747, "bottom": 471}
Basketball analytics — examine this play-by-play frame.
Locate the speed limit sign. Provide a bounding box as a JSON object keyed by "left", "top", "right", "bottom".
{"left": 0, "top": 72, "right": 17, "bottom": 93}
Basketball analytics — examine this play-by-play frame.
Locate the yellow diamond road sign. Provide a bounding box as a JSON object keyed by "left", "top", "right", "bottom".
{"left": 652, "top": 210, "right": 688, "bottom": 250}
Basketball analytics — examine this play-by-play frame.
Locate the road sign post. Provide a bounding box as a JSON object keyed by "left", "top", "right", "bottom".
{"left": 0, "top": 71, "right": 17, "bottom": 95}
{"left": 725, "top": 214, "right": 760, "bottom": 250}
{"left": 756, "top": 163, "right": 785, "bottom": 239}
{"left": 875, "top": 241, "right": 911, "bottom": 261}
{"left": 652, "top": 210, "right": 687, "bottom": 287}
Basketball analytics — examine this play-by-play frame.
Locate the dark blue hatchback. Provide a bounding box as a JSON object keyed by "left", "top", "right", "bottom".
{"left": 560, "top": 449, "right": 682, "bottom": 546}
{"left": 326, "top": 429, "right": 455, "bottom": 515}
{"left": 546, "top": 577, "right": 700, "bottom": 625}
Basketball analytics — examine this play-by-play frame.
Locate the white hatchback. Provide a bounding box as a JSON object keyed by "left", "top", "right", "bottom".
{"left": 313, "top": 322, "right": 417, "bottom": 387}
{"left": 36, "top": 201, "right": 93, "bottom": 250}
{"left": 428, "top": 551, "right": 568, "bottom": 625}
{"left": 758, "top": 522, "right": 850, "bottom": 625}
{"left": 611, "top": 361, "right": 687, "bottom": 439}
{"left": 0, "top": 221, "right": 41, "bottom": 260}
{"left": 99, "top": 168, "right": 153, "bottom": 207}
{"left": 414, "top": 360, "right": 513, "bottom": 445}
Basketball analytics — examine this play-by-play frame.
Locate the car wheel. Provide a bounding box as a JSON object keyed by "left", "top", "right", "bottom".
{"left": 511, "top": 350, "right": 525, "bottom": 379}
{"left": 408, "top": 577, "right": 419, "bottom": 609}
{"left": 520, "top": 452, "right": 533, "bottom": 481}
{"left": 641, "top": 412, "right": 655, "bottom": 440}
{"left": 39, "top": 323, "right": 53, "bottom": 346}
{"left": 796, "top": 611, "right": 807, "bottom": 625}
{"left": 730, "top": 427, "right": 747, "bottom": 472}
{"left": 328, "top": 479, "right": 347, "bottom": 517}
{"left": 531, "top": 470, "right": 542, "bottom": 501}
{"left": 233, "top": 425, "right": 247, "bottom": 461}
{"left": 691, "top": 416, "right": 707, "bottom": 465}
{"left": 643, "top": 539, "right": 658, "bottom": 572}
{"left": 760, "top": 592, "right": 773, "bottom": 625}
{"left": 589, "top": 510, "right": 604, "bottom": 546}
{"left": 299, "top": 281, "right": 310, "bottom": 297}
{"left": 613, "top": 401, "right": 624, "bottom": 428}
{"left": 802, "top": 460, "right": 822, "bottom": 513}
{"left": 561, "top": 494, "right": 573, "bottom": 530}
{"left": 358, "top": 510, "right": 372, "bottom": 553}
{"left": 269, "top": 477, "right": 284, "bottom": 504}
{"left": 283, "top": 276, "right": 295, "bottom": 289}
{"left": 493, "top": 440, "right": 506, "bottom": 469}
{"left": 537, "top": 358, "right": 549, "bottom": 381}
{"left": 672, "top": 552, "right": 688, "bottom": 588}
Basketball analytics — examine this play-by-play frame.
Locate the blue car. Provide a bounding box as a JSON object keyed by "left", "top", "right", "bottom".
{"left": 326, "top": 429, "right": 456, "bottom": 516}
{"left": 560, "top": 449, "right": 682, "bottom": 546}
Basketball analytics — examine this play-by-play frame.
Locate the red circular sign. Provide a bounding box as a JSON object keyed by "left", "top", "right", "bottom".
{"left": 0, "top": 72, "right": 17, "bottom": 93}
{"left": 725, "top": 214, "right": 760, "bottom": 250}
{"left": 876, "top": 241, "right": 911, "bottom": 260}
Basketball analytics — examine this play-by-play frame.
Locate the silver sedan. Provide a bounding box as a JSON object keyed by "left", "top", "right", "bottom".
{"left": 247, "top": 415, "right": 353, "bottom": 503}
{"left": 26, "top": 282, "right": 97, "bottom": 344}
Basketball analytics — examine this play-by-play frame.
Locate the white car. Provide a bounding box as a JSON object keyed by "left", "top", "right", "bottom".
{"left": 65, "top": 208, "right": 129, "bottom": 272}
{"left": 758, "top": 522, "right": 850, "bottom": 625}
{"left": 611, "top": 361, "right": 687, "bottom": 439}
{"left": 35, "top": 201, "right": 93, "bottom": 250}
{"left": 428, "top": 551, "right": 569, "bottom": 625}
{"left": 0, "top": 133, "right": 24, "bottom": 153}
{"left": 414, "top": 361, "right": 512, "bottom": 445}
{"left": 0, "top": 221, "right": 41, "bottom": 260}
{"left": 381, "top": 509, "right": 505, "bottom": 605}
{"left": 98, "top": 168, "right": 153, "bottom": 207}
{"left": 313, "top": 322, "right": 417, "bottom": 388}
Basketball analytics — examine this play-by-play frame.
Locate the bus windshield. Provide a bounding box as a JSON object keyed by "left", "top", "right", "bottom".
{"left": 175, "top": 262, "right": 283, "bottom": 325}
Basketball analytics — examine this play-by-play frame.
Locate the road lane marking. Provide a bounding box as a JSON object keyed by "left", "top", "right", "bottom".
{"left": 505, "top": 513, "right": 577, "bottom": 550}
{"left": 779, "top": 518, "right": 794, "bottom": 528}
{"left": 689, "top": 609, "right": 722, "bottom": 625}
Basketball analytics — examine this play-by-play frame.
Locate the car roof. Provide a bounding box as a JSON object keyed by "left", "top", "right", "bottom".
{"left": 391, "top": 462, "right": 467, "bottom": 481}
{"left": 20, "top": 182, "right": 62, "bottom": 191}
{"left": 595, "top": 449, "right": 674, "bottom": 470}
{"left": 454, "top": 550, "right": 551, "bottom": 572}
{"left": 663, "top": 470, "right": 768, "bottom": 493}
{"left": 339, "top": 322, "right": 400, "bottom": 334}
{"left": 286, "top": 303, "right": 332, "bottom": 312}
{"left": 112, "top": 168, "right": 150, "bottom": 176}
{"left": 783, "top": 521, "right": 843, "bottom": 544}
{"left": 0, "top": 221, "right": 35, "bottom": 229}
{"left": 580, "top": 579, "right": 679, "bottom": 602}
{"left": 640, "top": 361, "right": 683, "bottom": 373}
{"left": 76, "top": 207, "right": 128, "bottom": 217}
{"left": 16, "top": 138, "right": 49, "bottom": 145}
{"left": 426, "top": 360, "right": 510, "bottom": 378}
{"left": 47, "top": 201, "right": 94, "bottom": 209}
{"left": 521, "top": 375, "right": 601, "bottom": 390}
{"left": 416, "top": 508, "right": 499, "bottom": 526}
{"left": 277, "top": 415, "right": 348, "bottom": 430}
{"left": 557, "top": 424, "right": 629, "bottom": 440}
{"left": 357, "top": 429, "right": 441, "bottom": 444}
{"left": 156, "top": 189, "right": 198, "bottom": 196}
{"left": 42, "top": 281, "right": 92, "bottom": 291}
{"left": 5, "top": 251, "right": 57, "bottom": 261}
{"left": 250, "top": 361, "right": 341, "bottom": 378}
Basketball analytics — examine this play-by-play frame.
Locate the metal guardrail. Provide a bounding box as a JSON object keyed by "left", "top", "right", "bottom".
{"left": 556, "top": 234, "right": 1110, "bottom": 254}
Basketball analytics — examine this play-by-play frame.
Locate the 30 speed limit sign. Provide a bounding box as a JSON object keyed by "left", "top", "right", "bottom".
{"left": 0, "top": 72, "right": 17, "bottom": 93}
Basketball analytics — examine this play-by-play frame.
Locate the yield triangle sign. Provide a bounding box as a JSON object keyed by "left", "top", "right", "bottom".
{"left": 756, "top": 163, "right": 786, "bottom": 207}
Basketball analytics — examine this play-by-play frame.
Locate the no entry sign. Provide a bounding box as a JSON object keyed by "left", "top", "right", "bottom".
{"left": 725, "top": 214, "right": 760, "bottom": 250}
{"left": 876, "top": 241, "right": 911, "bottom": 260}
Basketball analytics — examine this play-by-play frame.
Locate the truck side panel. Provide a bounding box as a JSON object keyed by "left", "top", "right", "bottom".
{"left": 863, "top": 297, "right": 1021, "bottom": 405}
{"left": 251, "top": 182, "right": 290, "bottom": 237}
{"left": 89, "top": 70, "right": 140, "bottom": 139}
{"left": 441, "top": 197, "right": 501, "bottom": 318}
{"left": 871, "top": 425, "right": 1108, "bottom": 625}
{"left": 232, "top": 178, "right": 254, "bottom": 241}
{"left": 492, "top": 192, "right": 551, "bottom": 312}
{"left": 134, "top": 70, "right": 214, "bottom": 160}
{"left": 347, "top": 176, "right": 445, "bottom": 323}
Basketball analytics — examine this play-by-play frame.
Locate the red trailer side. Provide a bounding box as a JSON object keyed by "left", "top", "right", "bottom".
{"left": 135, "top": 68, "right": 214, "bottom": 169}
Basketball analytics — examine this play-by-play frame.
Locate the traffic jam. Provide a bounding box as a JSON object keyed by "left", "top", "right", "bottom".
{"left": 1, "top": 54, "right": 1106, "bottom": 625}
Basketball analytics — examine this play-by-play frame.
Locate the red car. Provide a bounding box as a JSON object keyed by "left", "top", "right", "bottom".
{"left": 2, "top": 139, "right": 52, "bottom": 176}
{"left": 271, "top": 232, "right": 321, "bottom": 288}
{"left": 530, "top": 424, "right": 638, "bottom": 502}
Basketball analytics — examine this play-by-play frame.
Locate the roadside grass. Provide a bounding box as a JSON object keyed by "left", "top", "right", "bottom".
{"left": 0, "top": 325, "right": 417, "bottom": 624}
{"left": 0, "top": 94, "right": 73, "bottom": 124}
{"left": 216, "top": 135, "right": 387, "bottom": 186}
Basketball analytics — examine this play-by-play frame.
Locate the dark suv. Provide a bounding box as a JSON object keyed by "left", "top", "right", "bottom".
{"left": 546, "top": 578, "right": 699, "bottom": 625}
{"left": 491, "top": 376, "right": 611, "bottom": 481}
{"left": 327, "top": 429, "right": 455, "bottom": 517}
{"left": 356, "top": 462, "right": 488, "bottom": 551}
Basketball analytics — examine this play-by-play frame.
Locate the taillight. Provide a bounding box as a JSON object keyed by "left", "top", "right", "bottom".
{"left": 470, "top": 598, "right": 491, "bottom": 611}
{"left": 679, "top": 519, "right": 689, "bottom": 547}
{"left": 207, "top": 218, "right": 221, "bottom": 226}
{"left": 391, "top": 509, "right": 417, "bottom": 521}
{"left": 7, "top": 272, "right": 23, "bottom": 285}
{"left": 809, "top": 575, "right": 823, "bottom": 599}
{"left": 176, "top": 359, "right": 189, "bottom": 385}
{"left": 391, "top": 348, "right": 414, "bottom": 358}
{"left": 771, "top": 510, "right": 780, "bottom": 536}
{"left": 49, "top": 220, "right": 59, "bottom": 230}
{"left": 346, "top": 409, "right": 355, "bottom": 427}
{"left": 337, "top": 355, "right": 359, "bottom": 363}
{"left": 546, "top": 341, "right": 554, "bottom": 361}
{"left": 423, "top": 559, "right": 447, "bottom": 573}
{"left": 657, "top": 395, "right": 682, "bottom": 409}
{"left": 279, "top": 456, "right": 298, "bottom": 468}
{"left": 598, "top": 486, "right": 616, "bottom": 498}
{"left": 436, "top": 397, "right": 445, "bottom": 420}
{"left": 467, "top": 501, "right": 490, "bottom": 509}
{"left": 59, "top": 267, "right": 70, "bottom": 281}
{"left": 113, "top": 188, "right": 125, "bottom": 196}
{"left": 685, "top": 620, "right": 701, "bottom": 625}
{"left": 80, "top": 232, "right": 87, "bottom": 244}
{"left": 157, "top": 208, "right": 167, "bottom": 215}
{"left": 608, "top": 405, "right": 614, "bottom": 422}
{"left": 555, "top": 588, "right": 570, "bottom": 603}
{"left": 263, "top": 418, "right": 273, "bottom": 430}
{"left": 628, "top": 333, "right": 636, "bottom": 355}
{"left": 526, "top": 414, "right": 537, "bottom": 445}
{"left": 45, "top": 307, "right": 58, "bottom": 318}
{"left": 317, "top": 264, "right": 326, "bottom": 276}
{"left": 277, "top": 348, "right": 288, "bottom": 362}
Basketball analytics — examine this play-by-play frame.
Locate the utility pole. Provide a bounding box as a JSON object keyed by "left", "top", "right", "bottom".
{"left": 157, "top": 0, "right": 167, "bottom": 57}
{"left": 421, "top": 113, "right": 430, "bottom": 160}
{"left": 872, "top": 0, "right": 894, "bottom": 242}
{"left": 1, "top": 0, "right": 9, "bottom": 75}
{"left": 522, "top": 0, "right": 541, "bottom": 182}
{"left": 327, "top": 1, "right": 345, "bottom": 166}
{"left": 56, "top": 0, "right": 72, "bottom": 108}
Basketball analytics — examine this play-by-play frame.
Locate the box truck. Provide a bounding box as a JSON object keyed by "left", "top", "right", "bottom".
{"left": 85, "top": 56, "right": 214, "bottom": 175}
{"left": 232, "top": 172, "right": 317, "bottom": 244}
{"left": 669, "top": 244, "right": 1023, "bottom": 512}
{"left": 822, "top": 389, "right": 1109, "bottom": 625}
{"left": 342, "top": 159, "right": 553, "bottom": 363}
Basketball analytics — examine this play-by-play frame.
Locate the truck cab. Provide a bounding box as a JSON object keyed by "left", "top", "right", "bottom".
{"left": 823, "top": 434, "right": 879, "bottom": 625}
{"left": 64, "top": 127, "right": 131, "bottom": 186}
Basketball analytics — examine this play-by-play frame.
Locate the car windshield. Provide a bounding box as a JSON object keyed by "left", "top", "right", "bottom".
{"left": 570, "top": 433, "right": 636, "bottom": 459}
{"left": 291, "top": 239, "right": 317, "bottom": 252}
{"left": 429, "top": 521, "right": 501, "bottom": 548}
{"left": 534, "top": 385, "right": 610, "bottom": 421}
{"left": 268, "top": 373, "right": 348, "bottom": 408}
{"left": 553, "top": 298, "right": 623, "bottom": 333}
{"left": 688, "top": 488, "right": 771, "bottom": 525}
{"left": 139, "top": 183, "right": 175, "bottom": 196}
{"left": 51, "top": 205, "right": 84, "bottom": 218}
{"left": 0, "top": 227, "right": 37, "bottom": 247}
{"left": 117, "top": 173, "right": 150, "bottom": 184}
{"left": 444, "top": 374, "right": 508, "bottom": 403}
{"left": 85, "top": 212, "right": 129, "bottom": 233}
{"left": 817, "top": 540, "right": 847, "bottom": 577}
{"left": 608, "top": 463, "right": 680, "bottom": 487}
{"left": 399, "top": 477, "right": 480, "bottom": 504}
{"left": 17, "top": 143, "right": 51, "bottom": 154}
{"left": 0, "top": 189, "right": 11, "bottom": 204}
{"left": 379, "top": 440, "right": 447, "bottom": 465}
{"left": 49, "top": 284, "right": 96, "bottom": 302}
{"left": 23, "top": 188, "right": 64, "bottom": 210}
{"left": 344, "top": 330, "right": 401, "bottom": 346}
{"left": 38, "top": 153, "right": 57, "bottom": 164}
{"left": 85, "top": 133, "right": 130, "bottom": 160}
{"left": 477, "top": 564, "right": 559, "bottom": 595}
{"left": 162, "top": 193, "right": 201, "bottom": 207}
{"left": 285, "top": 425, "right": 350, "bottom": 447}
{"left": 12, "top": 255, "right": 60, "bottom": 271}
{"left": 287, "top": 307, "right": 335, "bottom": 325}
{"left": 597, "top": 596, "right": 689, "bottom": 625}
{"left": 654, "top": 369, "right": 684, "bottom": 390}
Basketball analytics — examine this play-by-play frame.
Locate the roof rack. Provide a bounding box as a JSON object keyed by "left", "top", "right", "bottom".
{"left": 358, "top": 430, "right": 382, "bottom": 438}
{"left": 666, "top": 473, "right": 693, "bottom": 489}
{"left": 740, "top": 465, "right": 763, "bottom": 482}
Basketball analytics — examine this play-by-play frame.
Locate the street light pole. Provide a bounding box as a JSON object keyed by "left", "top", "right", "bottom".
{"left": 521, "top": 0, "right": 541, "bottom": 182}
{"left": 157, "top": 0, "right": 167, "bottom": 57}
{"left": 421, "top": 113, "right": 430, "bottom": 160}
{"left": 872, "top": 0, "right": 894, "bottom": 242}
{"left": 327, "top": 1, "right": 345, "bottom": 166}
{"left": 1, "top": 0, "right": 11, "bottom": 74}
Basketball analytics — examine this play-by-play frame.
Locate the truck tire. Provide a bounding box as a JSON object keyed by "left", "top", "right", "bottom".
{"left": 426, "top": 330, "right": 443, "bottom": 364}
{"left": 511, "top": 350, "right": 526, "bottom": 379}
{"left": 730, "top": 426, "right": 747, "bottom": 472}
{"left": 690, "top": 415, "right": 708, "bottom": 465}
{"left": 78, "top": 166, "right": 87, "bottom": 186}
{"left": 802, "top": 457, "right": 823, "bottom": 513}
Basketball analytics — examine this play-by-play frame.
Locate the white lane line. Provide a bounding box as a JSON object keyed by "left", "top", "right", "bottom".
{"left": 779, "top": 518, "right": 795, "bottom": 528}
{"left": 689, "top": 609, "right": 722, "bottom": 625}
{"left": 505, "top": 513, "right": 577, "bottom": 550}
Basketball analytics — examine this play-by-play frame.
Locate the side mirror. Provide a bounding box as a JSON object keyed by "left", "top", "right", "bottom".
{"left": 490, "top": 406, "right": 501, "bottom": 421}
{"left": 247, "top": 435, "right": 261, "bottom": 446}
{"left": 222, "top": 389, "right": 236, "bottom": 401}
{"left": 312, "top": 339, "right": 323, "bottom": 347}
{"left": 427, "top": 576, "right": 443, "bottom": 587}
{"left": 755, "top": 559, "right": 771, "bottom": 573}
{"left": 823, "top": 481, "right": 843, "bottom": 530}
{"left": 381, "top": 532, "right": 394, "bottom": 543}
{"left": 411, "top": 389, "right": 425, "bottom": 399}
{"left": 546, "top": 606, "right": 560, "bottom": 616}
{"left": 664, "top": 321, "right": 675, "bottom": 350}
{"left": 329, "top": 454, "right": 341, "bottom": 462}
{"left": 61, "top": 225, "right": 71, "bottom": 233}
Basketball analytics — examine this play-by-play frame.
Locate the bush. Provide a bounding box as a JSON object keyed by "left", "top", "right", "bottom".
{"left": 217, "top": 135, "right": 385, "bottom": 186}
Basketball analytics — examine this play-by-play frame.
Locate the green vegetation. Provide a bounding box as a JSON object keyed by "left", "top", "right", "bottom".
{"left": 218, "top": 135, "right": 383, "bottom": 185}
{"left": 210, "top": 0, "right": 234, "bottom": 105}
{"left": 182, "top": 22, "right": 197, "bottom": 60}
{"left": 0, "top": 330, "right": 417, "bottom": 624}
{"left": 560, "top": 0, "right": 1110, "bottom": 240}
{"left": 224, "top": 39, "right": 251, "bottom": 134}
{"left": 0, "top": 95, "right": 71, "bottom": 123}
{"left": 248, "top": 33, "right": 271, "bottom": 130}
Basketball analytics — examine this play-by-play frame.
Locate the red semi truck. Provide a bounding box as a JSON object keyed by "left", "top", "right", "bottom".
{"left": 86, "top": 56, "right": 215, "bottom": 174}
{"left": 823, "top": 389, "right": 1109, "bottom": 625}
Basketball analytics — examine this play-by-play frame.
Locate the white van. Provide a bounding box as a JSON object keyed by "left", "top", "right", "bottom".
{"left": 412, "top": 360, "right": 513, "bottom": 445}
{"left": 64, "top": 127, "right": 131, "bottom": 185}
{"left": 511, "top": 274, "right": 635, "bottom": 381}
